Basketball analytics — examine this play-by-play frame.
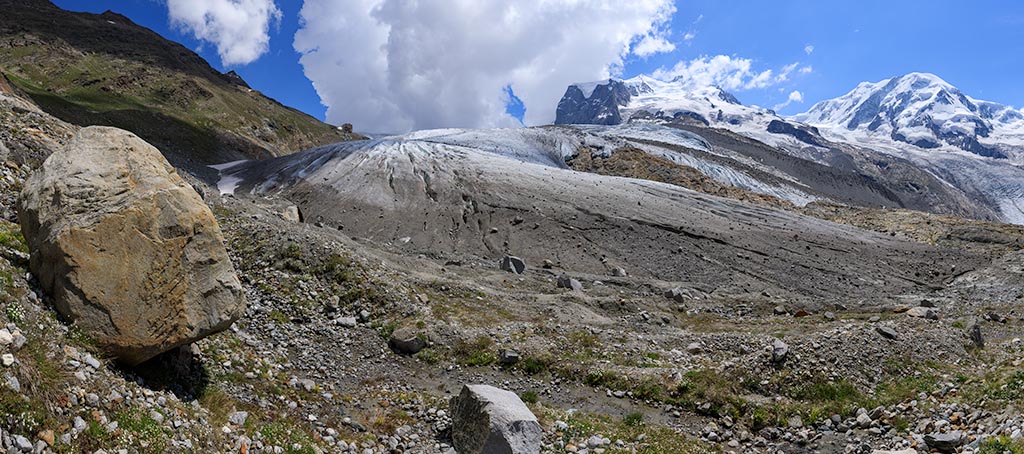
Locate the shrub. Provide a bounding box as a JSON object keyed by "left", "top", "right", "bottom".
{"left": 516, "top": 355, "right": 552, "bottom": 375}
{"left": 623, "top": 412, "right": 643, "bottom": 427}
{"left": 520, "top": 391, "right": 539, "bottom": 404}
{"left": 980, "top": 435, "right": 1024, "bottom": 454}
{"left": 453, "top": 335, "right": 496, "bottom": 366}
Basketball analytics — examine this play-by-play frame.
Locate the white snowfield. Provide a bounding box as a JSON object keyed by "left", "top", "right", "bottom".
{"left": 213, "top": 123, "right": 819, "bottom": 208}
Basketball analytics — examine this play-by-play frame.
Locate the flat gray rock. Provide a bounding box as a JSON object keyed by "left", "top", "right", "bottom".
{"left": 876, "top": 326, "right": 898, "bottom": 340}
{"left": 924, "top": 431, "right": 964, "bottom": 452}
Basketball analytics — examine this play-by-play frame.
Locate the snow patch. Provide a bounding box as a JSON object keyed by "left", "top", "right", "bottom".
{"left": 571, "top": 79, "right": 612, "bottom": 99}
{"left": 210, "top": 160, "right": 252, "bottom": 195}
{"left": 216, "top": 175, "right": 242, "bottom": 195}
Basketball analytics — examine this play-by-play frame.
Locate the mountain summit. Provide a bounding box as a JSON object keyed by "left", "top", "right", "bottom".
{"left": 555, "top": 76, "right": 755, "bottom": 128}
{"left": 794, "top": 72, "right": 1024, "bottom": 159}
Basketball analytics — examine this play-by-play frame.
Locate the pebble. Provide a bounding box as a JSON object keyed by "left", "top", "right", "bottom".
{"left": 11, "top": 331, "right": 26, "bottom": 350}
{"left": 5, "top": 375, "right": 19, "bottom": 392}
{"left": 229, "top": 411, "right": 249, "bottom": 426}
{"left": 73, "top": 416, "right": 87, "bottom": 433}
{"left": 13, "top": 435, "right": 32, "bottom": 451}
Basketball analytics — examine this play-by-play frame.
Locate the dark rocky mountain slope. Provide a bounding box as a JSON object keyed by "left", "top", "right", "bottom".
{"left": 0, "top": 0, "right": 364, "bottom": 167}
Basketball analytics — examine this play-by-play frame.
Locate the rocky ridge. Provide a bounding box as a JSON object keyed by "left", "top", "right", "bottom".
{"left": 0, "top": 0, "right": 365, "bottom": 166}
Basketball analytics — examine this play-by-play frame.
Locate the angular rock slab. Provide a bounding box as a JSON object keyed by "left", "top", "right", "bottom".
{"left": 556, "top": 275, "right": 583, "bottom": 292}
{"left": 450, "top": 384, "right": 542, "bottom": 454}
{"left": 500, "top": 256, "right": 526, "bottom": 274}
{"left": 924, "top": 431, "right": 964, "bottom": 452}
{"left": 18, "top": 126, "right": 246, "bottom": 365}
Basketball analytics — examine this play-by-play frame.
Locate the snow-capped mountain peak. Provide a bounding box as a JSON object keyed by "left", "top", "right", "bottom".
{"left": 794, "top": 72, "right": 1024, "bottom": 159}
{"left": 555, "top": 75, "right": 762, "bottom": 128}
{"left": 554, "top": 75, "right": 814, "bottom": 152}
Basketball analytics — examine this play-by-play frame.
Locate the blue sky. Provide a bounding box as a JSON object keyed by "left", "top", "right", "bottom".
{"left": 633, "top": 0, "right": 1024, "bottom": 114}
{"left": 52, "top": 0, "right": 1024, "bottom": 125}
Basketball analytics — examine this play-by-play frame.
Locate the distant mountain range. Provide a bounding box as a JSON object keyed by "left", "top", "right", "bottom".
{"left": 555, "top": 73, "right": 1024, "bottom": 224}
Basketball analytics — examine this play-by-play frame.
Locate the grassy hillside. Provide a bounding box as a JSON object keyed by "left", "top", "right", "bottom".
{"left": 0, "top": 0, "right": 363, "bottom": 165}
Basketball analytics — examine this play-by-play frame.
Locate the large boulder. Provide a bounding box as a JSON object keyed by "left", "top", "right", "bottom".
{"left": 18, "top": 126, "right": 246, "bottom": 365}
{"left": 905, "top": 306, "right": 938, "bottom": 319}
{"left": 450, "top": 384, "right": 542, "bottom": 454}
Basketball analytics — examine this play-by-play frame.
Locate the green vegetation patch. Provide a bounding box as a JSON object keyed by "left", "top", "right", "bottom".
{"left": 552, "top": 409, "right": 717, "bottom": 454}
{"left": 453, "top": 335, "right": 497, "bottom": 366}
{"left": 980, "top": 435, "right": 1024, "bottom": 454}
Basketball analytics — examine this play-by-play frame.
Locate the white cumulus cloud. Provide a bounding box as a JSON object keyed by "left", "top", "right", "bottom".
{"left": 294, "top": 0, "right": 676, "bottom": 132}
{"left": 652, "top": 55, "right": 803, "bottom": 91}
{"left": 634, "top": 34, "right": 676, "bottom": 57}
{"left": 773, "top": 90, "right": 804, "bottom": 111}
{"left": 167, "top": 0, "right": 281, "bottom": 66}
{"left": 799, "top": 65, "right": 813, "bottom": 74}
{"left": 776, "top": 62, "right": 799, "bottom": 83}
{"left": 804, "top": 44, "right": 814, "bottom": 55}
